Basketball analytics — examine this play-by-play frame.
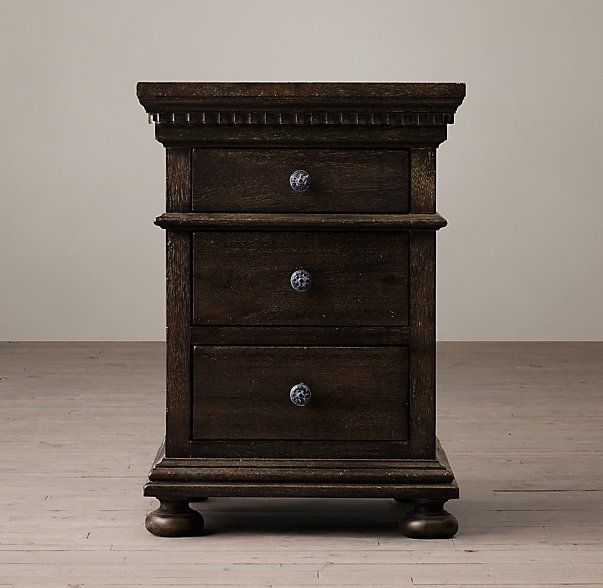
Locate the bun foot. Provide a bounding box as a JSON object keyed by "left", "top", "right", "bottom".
{"left": 145, "top": 500, "right": 204, "bottom": 537}
{"left": 399, "top": 500, "right": 458, "bottom": 539}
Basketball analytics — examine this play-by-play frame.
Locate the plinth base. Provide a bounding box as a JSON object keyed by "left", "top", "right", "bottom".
{"left": 144, "top": 438, "right": 459, "bottom": 538}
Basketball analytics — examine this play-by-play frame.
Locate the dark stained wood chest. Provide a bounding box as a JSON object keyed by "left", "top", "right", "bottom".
{"left": 137, "top": 82, "right": 465, "bottom": 538}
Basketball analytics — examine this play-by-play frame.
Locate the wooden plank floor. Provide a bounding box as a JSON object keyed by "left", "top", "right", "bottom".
{"left": 0, "top": 342, "right": 601, "bottom": 587}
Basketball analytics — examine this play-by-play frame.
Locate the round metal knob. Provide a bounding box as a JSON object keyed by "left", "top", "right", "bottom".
{"left": 290, "top": 383, "right": 311, "bottom": 407}
{"left": 290, "top": 269, "right": 311, "bottom": 292}
{"left": 289, "top": 169, "right": 311, "bottom": 192}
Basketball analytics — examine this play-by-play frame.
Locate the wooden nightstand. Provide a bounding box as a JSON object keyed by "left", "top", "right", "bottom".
{"left": 137, "top": 82, "right": 465, "bottom": 538}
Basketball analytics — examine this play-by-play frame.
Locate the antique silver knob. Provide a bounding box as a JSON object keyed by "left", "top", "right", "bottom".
{"left": 290, "top": 269, "right": 311, "bottom": 292}
{"left": 290, "top": 383, "right": 311, "bottom": 407}
{"left": 289, "top": 169, "right": 311, "bottom": 192}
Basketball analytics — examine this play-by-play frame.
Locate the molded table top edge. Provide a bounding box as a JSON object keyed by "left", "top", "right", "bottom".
{"left": 137, "top": 82, "right": 466, "bottom": 110}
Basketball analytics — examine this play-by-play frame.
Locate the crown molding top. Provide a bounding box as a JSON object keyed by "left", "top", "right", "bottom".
{"left": 137, "top": 82, "right": 466, "bottom": 127}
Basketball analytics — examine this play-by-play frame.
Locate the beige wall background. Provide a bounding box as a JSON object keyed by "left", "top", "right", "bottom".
{"left": 1, "top": 0, "right": 602, "bottom": 341}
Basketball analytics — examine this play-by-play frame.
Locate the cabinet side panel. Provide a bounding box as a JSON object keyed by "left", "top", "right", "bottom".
{"left": 409, "top": 231, "right": 436, "bottom": 457}
{"left": 410, "top": 148, "right": 436, "bottom": 213}
{"left": 166, "top": 148, "right": 192, "bottom": 213}
{"left": 165, "top": 148, "right": 192, "bottom": 456}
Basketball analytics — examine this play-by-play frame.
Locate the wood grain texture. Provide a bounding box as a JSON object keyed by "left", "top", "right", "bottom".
{"left": 410, "top": 148, "right": 436, "bottom": 213}
{"left": 137, "top": 81, "right": 467, "bottom": 103}
{"left": 188, "top": 439, "right": 410, "bottom": 460}
{"left": 149, "top": 438, "right": 454, "bottom": 487}
{"left": 165, "top": 232, "right": 190, "bottom": 456}
{"left": 137, "top": 82, "right": 465, "bottom": 133}
{"left": 192, "top": 231, "right": 409, "bottom": 327}
{"left": 165, "top": 148, "right": 191, "bottom": 213}
{"left": 155, "top": 454, "right": 447, "bottom": 470}
{"left": 149, "top": 467, "right": 451, "bottom": 484}
{"left": 1, "top": 342, "right": 602, "bottom": 586}
{"left": 409, "top": 231, "right": 437, "bottom": 457}
{"left": 192, "top": 148, "right": 409, "bottom": 213}
{"left": 155, "top": 212, "right": 447, "bottom": 231}
{"left": 145, "top": 482, "right": 458, "bottom": 500}
{"left": 191, "top": 345, "right": 409, "bottom": 442}
{"left": 164, "top": 149, "right": 191, "bottom": 456}
{"left": 138, "top": 83, "right": 464, "bottom": 147}
{"left": 152, "top": 124, "right": 449, "bottom": 148}
{"left": 189, "top": 326, "right": 410, "bottom": 346}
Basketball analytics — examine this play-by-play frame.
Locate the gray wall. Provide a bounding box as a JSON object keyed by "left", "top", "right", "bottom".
{"left": 1, "top": 0, "right": 602, "bottom": 341}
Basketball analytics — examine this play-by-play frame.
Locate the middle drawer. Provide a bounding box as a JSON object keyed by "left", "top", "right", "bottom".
{"left": 192, "top": 231, "right": 409, "bottom": 327}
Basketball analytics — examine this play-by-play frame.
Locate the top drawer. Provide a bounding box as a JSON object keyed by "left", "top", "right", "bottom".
{"left": 192, "top": 148, "right": 409, "bottom": 213}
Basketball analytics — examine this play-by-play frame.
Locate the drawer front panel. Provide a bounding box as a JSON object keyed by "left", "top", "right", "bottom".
{"left": 192, "top": 149, "right": 409, "bottom": 213}
{"left": 192, "top": 346, "right": 409, "bottom": 441}
{"left": 192, "top": 231, "right": 409, "bottom": 326}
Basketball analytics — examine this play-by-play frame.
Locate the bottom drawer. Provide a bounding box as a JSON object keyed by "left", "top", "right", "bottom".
{"left": 192, "top": 346, "right": 409, "bottom": 442}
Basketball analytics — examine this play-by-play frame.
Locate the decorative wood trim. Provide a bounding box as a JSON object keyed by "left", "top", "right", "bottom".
{"left": 153, "top": 125, "right": 449, "bottom": 148}
{"left": 155, "top": 212, "right": 447, "bottom": 232}
{"left": 144, "top": 481, "right": 459, "bottom": 500}
{"left": 137, "top": 81, "right": 466, "bottom": 101}
{"left": 157, "top": 458, "right": 444, "bottom": 470}
{"left": 154, "top": 438, "right": 453, "bottom": 471}
{"left": 144, "top": 437, "right": 458, "bottom": 499}
{"left": 147, "top": 110, "right": 456, "bottom": 127}
{"left": 148, "top": 440, "right": 455, "bottom": 483}
{"left": 137, "top": 82, "right": 466, "bottom": 130}
{"left": 149, "top": 466, "right": 453, "bottom": 484}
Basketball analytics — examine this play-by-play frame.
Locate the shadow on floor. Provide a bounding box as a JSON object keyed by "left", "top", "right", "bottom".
{"left": 189, "top": 497, "right": 415, "bottom": 536}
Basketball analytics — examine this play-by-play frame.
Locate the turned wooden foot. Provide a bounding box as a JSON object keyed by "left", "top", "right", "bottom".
{"left": 145, "top": 500, "right": 204, "bottom": 537}
{"left": 398, "top": 500, "right": 458, "bottom": 539}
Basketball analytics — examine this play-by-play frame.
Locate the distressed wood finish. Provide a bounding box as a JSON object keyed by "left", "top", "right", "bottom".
{"left": 189, "top": 326, "right": 410, "bottom": 346}
{"left": 137, "top": 82, "right": 465, "bottom": 121}
{"left": 192, "top": 346, "right": 410, "bottom": 441}
{"left": 155, "top": 212, "right": 447, "bottom": 231}
{"left": 150, "top": 438, "right": 456, "bottom": 493}
{"left": 152, "top": 125, "right": 450, "bottom": 148}
{"left": 165, "top": 148, "right": 191, "bottom": 213}
{"left": 138, "top": 82, "right": 464, "bottom": 148}
{"left": 164, "top": 149, "right": 191, "bottom": 456}
{"left": 188, "top": 439, "right": 411, "bottom": 460}
{"left": 408, "top": 231, "right": 437, "bottom": 457}
{"left": 410, "top": 148, "right": 436, "bottom": 213}
{"left": 191, "top": 231, "right": 409, "bottom": 327}
{"left": 137, "top": 81, "right": 465, "bottom": 98}
{"left": 192, "top": 148, "right": 410, "bottom": 213}
{"left": 138, "top": 82, "right": 465, "bottom": 537}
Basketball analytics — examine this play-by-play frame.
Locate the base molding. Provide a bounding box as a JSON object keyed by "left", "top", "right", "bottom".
{"left": 144, "top": 438, "right": 459, "bottom": 502}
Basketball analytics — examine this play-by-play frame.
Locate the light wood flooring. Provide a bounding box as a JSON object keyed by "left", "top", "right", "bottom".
{"left": 0, "top": 342, "right": 601, "bottom": 587}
